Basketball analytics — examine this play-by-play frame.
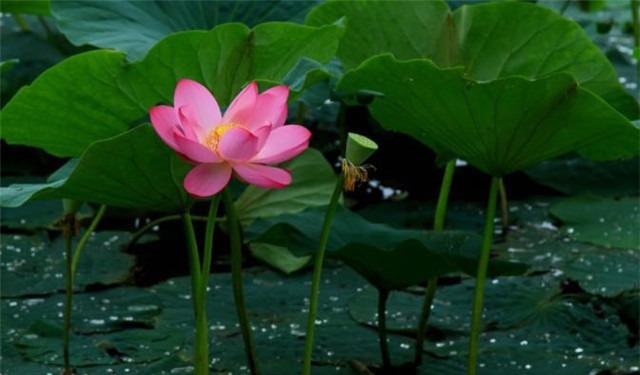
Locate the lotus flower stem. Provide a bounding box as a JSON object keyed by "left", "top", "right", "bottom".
{"left": 378, "top": 289, "right": 392, "bottom": 369}
{"left": 62, "top": 227, "right": 73, "bottom": 375}
{"left": 498, "top": 179, "right": 509, "bottom": 236}
{"left": 467, "top": 176, "right": 500, "bottom": 375}
{"left": 202, "top": 195, "right": 221, "bottom": 287}
{"left": 223, "top": 188, "right": 260, "bottom": 375}
{"left": 62, "top": 204, "right": 107, "bottom": 375}
{"left": 181, "top": 212, "right": 208, "bottom": 375}
{"left": 71, "top": 205, "right": 107, "bottom": 275}
{"left": 302, "top": 175, "right": 345, "bottom": 375}
{"left": 414, "top": 160, "right": 456, "bottom": 365}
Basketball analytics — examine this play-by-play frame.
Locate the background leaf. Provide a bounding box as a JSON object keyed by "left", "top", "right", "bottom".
{"left": 307, "top": 0, "right": 637, "bottom": 117}
{"left": 248, "top": 206, "right": 528, "bottom": 290}
{"left": 236, "top": 148, "right": 336, "bottom": 226}
{"left": 550, "top": 197, "right": 640, "bottom": 250}
{"left": 51, "top": 0, "right": 321, "bottom": 61}
{"left": 525, "top": 157, "right": 640, "bottom": 197}
{"left": 338, "top": 55, "right": 638, "bottom": 176}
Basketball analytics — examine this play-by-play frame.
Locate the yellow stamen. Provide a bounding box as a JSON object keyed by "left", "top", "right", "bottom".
{"left": 341, "top": 159, "right": 374, "bottom": 192}
{"left": 204, "top": 123, "right": 238, "bottom": 151}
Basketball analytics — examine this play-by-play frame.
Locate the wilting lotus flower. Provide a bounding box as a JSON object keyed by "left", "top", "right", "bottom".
{"left": 150, "top": 79, "right": 311, "bottom": 197}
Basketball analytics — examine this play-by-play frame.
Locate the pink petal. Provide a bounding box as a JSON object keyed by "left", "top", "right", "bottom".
{"left": 176, "top": 105, "right": 204, "bottom": 141}
{"left": 183, "top": 163, "right": 232, "bottom": 198}
{"left": 174, "top": 79, "right": 221, "bottom": 130}
{"left": 232, "top": 163, "right": 292, "bottom": 189}
{"left": 222, "top": 82, "right": 258, "bottom": 126}
{"left": 150, "top": 105, "right": 180, "bottom": 150}
{"left": 251, "top": 122, "right": 272, "bottom": 151}
{"left": 173, "top": 134, "right": 221, "bottom": 163}
{"left": 217, "top": 126, "right": 260, "bottom": 162}
{"left": 251, "top": 125, "right": 311, "bottom": 164}
{"left": 247, "top": 85, "right": 289, "bottom": 130}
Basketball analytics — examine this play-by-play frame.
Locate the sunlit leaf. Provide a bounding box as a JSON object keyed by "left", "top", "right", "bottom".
{"left": 1, "top": 126, "right": 192, "bottom": 211}
{"left": 2, "top": 22, "right": 343, "bottom": 157}
{"left": 0, "top": 0, "right": 50, "bottom": 15}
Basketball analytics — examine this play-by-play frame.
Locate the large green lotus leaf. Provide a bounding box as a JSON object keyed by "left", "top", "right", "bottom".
{"left": 52, "top": 0, "right": 321, "bottom": 61}
{"left": 525, "top": 157, "right": 640, "bottom": 197}
{"left": 2, "top": 22, "right": 343, "bottom": 157}
{"left": 1, "top": 51, "right": 140, "bottom": 157}
{"left": 550, "top": 197, "right": 640, "bottom": 250}
{"left": 236, "top": 148, "right": 336, "bottom": 226}
{"left": 338, "top": 55, "right": 638, "bottom": 176}
{"left": 1, "top": 126, "right": 192, "bottom": 211}
{"left": 247, "top": 206, "right": 528, "bottom": 290}
{"left": 307, "top": 0, "right": 637, "bottom": 118}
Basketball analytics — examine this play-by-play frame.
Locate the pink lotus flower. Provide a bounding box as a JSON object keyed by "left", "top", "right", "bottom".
{"left": 150, "top": 79, "right": 311, "bottom": 198}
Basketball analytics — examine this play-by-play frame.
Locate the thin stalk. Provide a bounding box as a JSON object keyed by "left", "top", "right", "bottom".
{"left": 414, "top": 160, "right": 456, "bottom": 365}
{"left": 302, "top": 175, "right": 345, "bottom": 375}
{"left": 222, "top": 188, "right": 259, "bottom": 375}
{"left": 498, "top": 179, "right": 509, "bottom": 237}
{"left": 12, "top": 14, "right": 30, "bottom": 32}
{"left": 378, "top": 289, "right": 391, "bottom": 369}
{"left": 201, "top": 195, "right": 221, "bottom": 287}
{"left": 128, "top": 214, "right": 218, "bottom": 250}
{"left": 559, "top": 0, "right": 571, "bottom": 15}
{"left": 71, "top": 205, "right": 107, "bottom": 276}
{"left": 181, "top": 213, "right": 208, "bottom": 375}
{"left": 62, "top": 228, "right": 73, "bottom": 375}
{"left": 632, "top": 0, "right": 640, "bottom": 78}
{"left": 467, "top": 177, "right": 500, "bottom": 375}
{"left": 62, "top": 205, "right": 107, "bottom": 375}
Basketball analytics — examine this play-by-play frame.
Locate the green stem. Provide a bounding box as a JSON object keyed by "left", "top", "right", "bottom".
{"left": 414, "top": 160, "right": 456, "bottom": 365}
{"left": 498, "top": 179, "right": 509, "bottom": 237}
{"left": 182, "top": 213, "right": 208, "bottom": 375}
{"left": 632, "top": 0, "right": 640, "bottom": 78}
{"left": 63, "top": 230, "right": 73, "bottom": 375}
{"left": 71, "top": 205, "right": 107, "bottom": 276}
{"left": 378, "top": 289, "right": 391, "bottom": 369}
{"left": 222, "top": 188, "right": 259, "bottom": 375}
{"left": 12, "top": 14, "right": 30, "bottom": 32}
{"left": 128, "top": 214, "right": 217, "bottom": 250}
{"left": 302, "top": 175, "right": 345, "bottom": 375}
{"left": 201, "top": 195, "right": 221, "bottom": 286}
{"left": 433, "top": 161, "right": 456, "bottom": 231}
{"left": 62, "top": 205, "right": 108, "bottom": 375}
{"left": 467, "top": 177, "right": 500, "bottom": 375}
